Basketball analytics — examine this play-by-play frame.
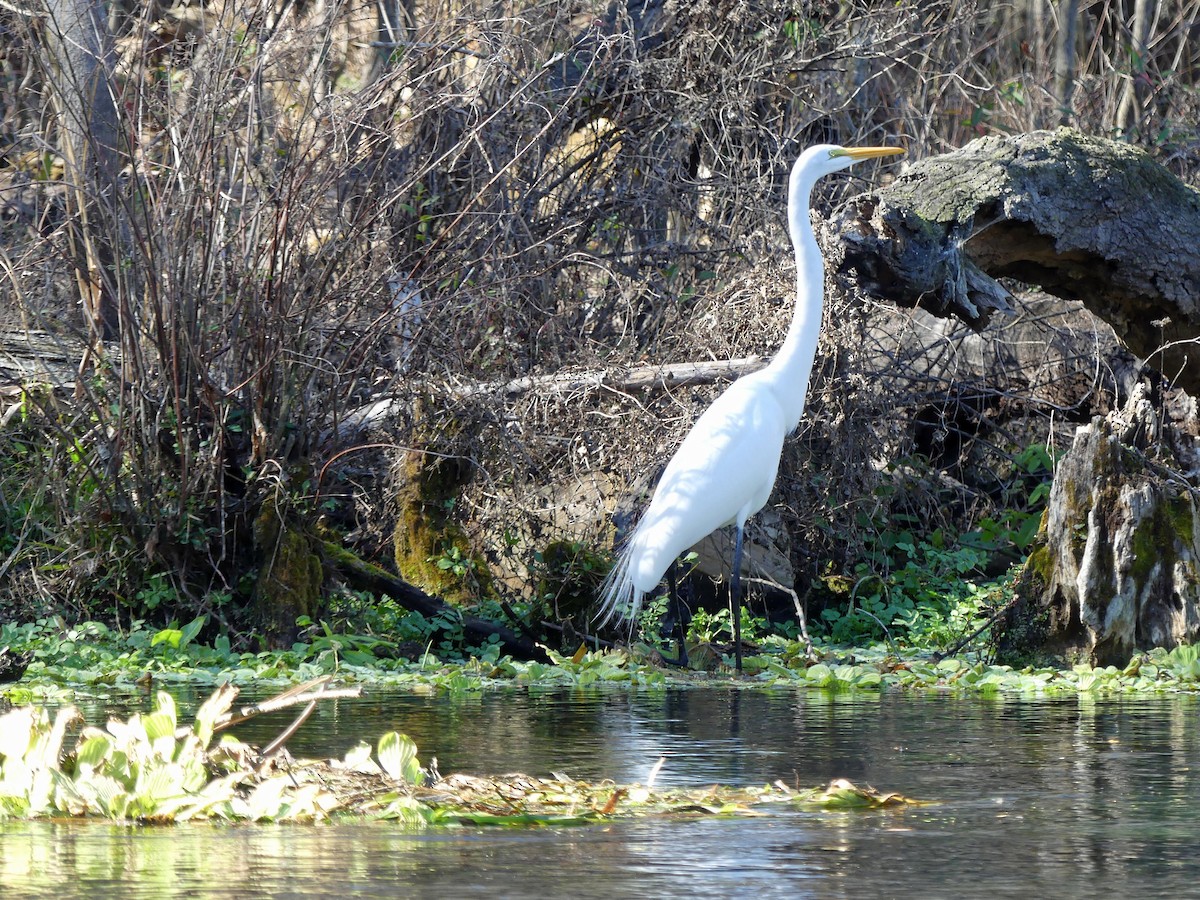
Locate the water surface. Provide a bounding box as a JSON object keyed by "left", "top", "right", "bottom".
{"left": 3, "top": 689, "right": 1197, "bottom": 898}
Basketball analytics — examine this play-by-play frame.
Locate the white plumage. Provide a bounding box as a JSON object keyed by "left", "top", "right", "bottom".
{"left": 596, "top": 144, "right": 904, "bottom": 665}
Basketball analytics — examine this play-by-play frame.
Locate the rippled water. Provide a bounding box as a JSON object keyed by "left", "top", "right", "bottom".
{"left": 4, "top": 688, "right": 1199, "bottom": 898}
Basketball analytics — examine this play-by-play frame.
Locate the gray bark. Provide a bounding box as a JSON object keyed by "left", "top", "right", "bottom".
{"left": 1002, "top": 383, "right": 1200, "bottom": 665}
{"left": 327, "top": 356, "right": 769, "bottom": 442}
{"left": 834, "top": 128, "right": 1200, "bottom": 395}
{"left": 41, "top": 0, "right": 124, "bottom": 341}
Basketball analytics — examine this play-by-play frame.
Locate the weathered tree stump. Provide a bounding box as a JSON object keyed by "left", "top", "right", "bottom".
{"left": 1002, "top": 385, "right": 1200, "bottom": 664}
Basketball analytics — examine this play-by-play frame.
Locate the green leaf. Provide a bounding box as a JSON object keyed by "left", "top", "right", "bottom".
{"left": 135, "top": 765, "right": 187, "bottom": 809}
{"left": 240, "top": 775, "right": 291, "bottom": 821}
{"left": 75, "top": 733, "right": 113, "bottom": 770}
{"left": 193, "top": 683, "right": 236, "bottom": 748}
{"left": 143, "top": 695, "right": 178, "bottom": 758}
{"left": 805, "top": 663, "right": 833, "bottom": 685}
{"left": 89, "top": 774, "right": 131, "bottom": 818}
{"left": 179, "top": 616, "right": 207, "bottom": 649}
{"left": 377, "top": 732, "right": 423, "bottom": 785}
{"left": 151, "top": 628, "right": 182, "bottom": 649}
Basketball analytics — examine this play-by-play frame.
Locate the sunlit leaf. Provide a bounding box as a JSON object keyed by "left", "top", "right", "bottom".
{"left": 0, "top": 708, "right": 37, "bottom": 761}
{"left": 136, "top": 763, "right": 190, "bottom": 807}
{"left": 88, "top": 774, "right": 131, "bottom": 819}
{"left": 146, "top": 692, "right": 178, "bottom": 737}
{"left": 377, "top": 732, "right": 423, "bottom": 785}
{"left": 241, "top": 775, "right": 291, "bottom": 821}
{"left": 75, "top": 733, "right": 113, "bottom": 771}
{"left": 179, "top": 616, "right": 207, "bottom": 649}
{"left": 375, "top": 794, "right": 441, "bottom": 825}
{"left": 796, "top": 778, "right": 919, "bottom": 809}
{"left": 339, "top": 741, "right": 378, "bottom": 774}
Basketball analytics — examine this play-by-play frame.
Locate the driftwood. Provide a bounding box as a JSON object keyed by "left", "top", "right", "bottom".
{"left": 0, "top": 329, "right": 84, "bottom": 400}
{"left": 834, "top": 128, "right": 1200, "bottom": 394}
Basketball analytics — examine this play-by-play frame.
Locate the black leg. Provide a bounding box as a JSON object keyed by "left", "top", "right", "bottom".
{"left": 731, "top": 524, "right": 744, "bottom": 672}
{"left": 660, "top": 562, "right": 691, "bottom": 667}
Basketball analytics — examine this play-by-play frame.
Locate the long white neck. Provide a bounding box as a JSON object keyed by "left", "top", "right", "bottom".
{"left": 765, "top": 164, "right": 824, "bottom": 430}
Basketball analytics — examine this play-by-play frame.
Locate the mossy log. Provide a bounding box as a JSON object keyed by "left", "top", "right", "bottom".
{"left": 1001, "top": 384, "right": 1200, "bottom": 665}
{"left": 319, "top": 541, "right": 549, "bottom": 662}
{"left": 834, "top": 128, "right": 1200, "bottom": 394}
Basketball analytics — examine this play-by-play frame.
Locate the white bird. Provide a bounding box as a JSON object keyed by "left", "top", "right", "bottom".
{"left": 596, "top": 144, "right": 905, "bottom": 669}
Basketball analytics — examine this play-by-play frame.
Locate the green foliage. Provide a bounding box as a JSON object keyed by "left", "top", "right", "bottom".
{"left": 10, "top": 612, "right": 1200, "bottom": 699}
{"left": 311, "top": 591, "right": 509, "bottom": 665}
{"left": 816, "top": 531, "right": 999, "bottom": 650}
{"left": 1150, "top": 643, "right": 1200, "bottom": 681}
{"left": 294, "top": 616, "right": 402, "bottom": 669}
{"left": 0, "top": 690, "right": 442, "bottom": 823}
{"left": 683, "top": 605, "right": 770, "bottom": 648}
{"left": 782, "top": 15, "right": 821, "bottom": 46}
{"left": 811, "top": 442, "right": 1052, "bottom": 652}
{"left": 963, "top": 442, "right": 1056, "bottom": 555}
{"left": 376, "top": 732, "right": 425, "bottom": 786}
{"left": 0, "top": 691, "right": 225, "bottom": 820}
{"left": 150, "top": 616, "right": 207, "bottom": 652}
{"left": 1, "top": 686, "right": 933, "bottom": 825}
{"left": 533, "top": 539, "right": 608, "bottom": 622}
{"left": 428, "top": 544, "right": 475, "bottom": 579}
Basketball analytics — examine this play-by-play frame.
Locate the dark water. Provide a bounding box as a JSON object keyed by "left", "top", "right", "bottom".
{"left": 3, "top": 688, "right": 1199, "bottom": 898}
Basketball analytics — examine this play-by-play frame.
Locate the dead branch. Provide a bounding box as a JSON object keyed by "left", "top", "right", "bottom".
{"left": 329, "top": 357, "right": 766, "bottom": 440}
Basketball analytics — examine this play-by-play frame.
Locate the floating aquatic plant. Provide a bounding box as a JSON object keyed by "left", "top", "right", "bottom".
{"left": 0, "top": 685, "right": 924, "bottom": 826}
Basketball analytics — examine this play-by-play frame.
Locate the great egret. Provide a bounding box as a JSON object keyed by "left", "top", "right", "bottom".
{"left": 596, "top": 144, "right": 905, "bottom": 670}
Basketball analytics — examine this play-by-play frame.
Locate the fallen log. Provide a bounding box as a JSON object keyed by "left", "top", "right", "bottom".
{"left": 318, "top": 540, "right": 550, "bottom": 662}
{"left": 833, "top": 127, "right": 1200, "bottom": 393}
{"left": 326, "top": 356, "right": 767, "bottom": 441}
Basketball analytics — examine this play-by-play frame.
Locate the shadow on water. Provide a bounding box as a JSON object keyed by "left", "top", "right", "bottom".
{"left": 5, "top": 689, "right": 1200, "bottom": 898}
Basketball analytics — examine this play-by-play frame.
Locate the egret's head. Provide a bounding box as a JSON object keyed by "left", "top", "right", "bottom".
{"left": 793, "top": 143, "right": 905, "bottom": 182}
{"left": 786, "top": 143, "right": 904, "bottom": 239}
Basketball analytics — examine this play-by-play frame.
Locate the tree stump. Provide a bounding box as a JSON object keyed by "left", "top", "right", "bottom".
{"left": 1002, "top": 384, "right": 1200, "bottom": 665}
{"left": 834, "top": 128, "right": 1200, "bottom": 661}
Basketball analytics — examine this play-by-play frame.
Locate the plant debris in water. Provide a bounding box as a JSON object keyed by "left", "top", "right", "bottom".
{"left": 0, "top": 684, "right": 922, "bottom": 825}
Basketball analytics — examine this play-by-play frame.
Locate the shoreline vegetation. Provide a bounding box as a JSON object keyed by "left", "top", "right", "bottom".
{"left": 4, "top": 1, "right": 1198, "bottom": 678}
{"left": 5, "top": 616, "right": 1200, "bottom": 702}
{"left": 2, "top": 635, "right": 1199, "bottom": 826}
